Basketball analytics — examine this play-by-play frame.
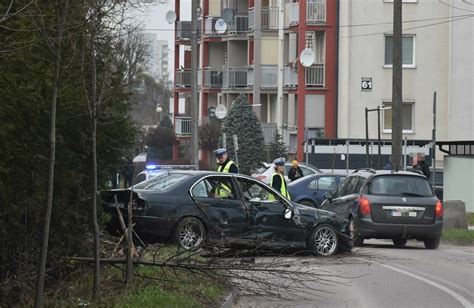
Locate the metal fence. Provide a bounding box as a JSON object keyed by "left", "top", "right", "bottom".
{"left": 223, "top": 67, "right": 252, "bottom": 88}
{"left": 228, "top": 15, "right": 249, "bottom": 34}
{"left": 203, "top": 68, "right": 223, "bottom": 88}
{"left": 307, "top": 0, "right": 326, "bottom": 23}
{"left": 175, "top": 69, "right": 192, "bottom": 88}
{"left": 175, "top": 116, "right": 191, "bottom": 135}
{"left": 260, "top": 65, "right": 278, "bottom": 88}
{"left": 305, "top": 64, "right": 325, "bottom": 87}
{"left": 284, "top": 66, "right": 298, "bottom": 87}
{"left": 249, "top": 7, "right": 278, "bottom": 30}
{"left": 261, "top": 123, "right": 278, "bottom": 145}
{"left": 290, "top": 2, "right": 299, "bottom": 25}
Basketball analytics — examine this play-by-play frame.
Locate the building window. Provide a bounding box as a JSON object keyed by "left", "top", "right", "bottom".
{"left": 383, "top": 102, "right": 414, "bottom": 133}
{"left": 384, "top": 35, "right": 415, "bottom": 68}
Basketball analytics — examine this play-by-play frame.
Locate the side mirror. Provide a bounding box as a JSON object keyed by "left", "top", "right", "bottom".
{"left": 284, "top": 208, "right": 293, "bottom": 219}
{"left": 324, "top": 191, "right": 333, "bottom": 201}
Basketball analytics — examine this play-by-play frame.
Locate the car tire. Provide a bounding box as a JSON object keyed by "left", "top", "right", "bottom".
{"left": 348, "top": 217, "right": 364, "bottom": 247}
{"left": 299, "top": 200, "right": 318, "bottom": 208}
{"left": 392, "top": 238, "right": 408, "bottom": 248}
{"left": 424, "top": 237, "right": 440, "bottom": 249}
{"left": 175, "top": 217, "right": 205, "bottom": 251}
{"left": 307, "top": 224, "right": 339, "bottom": 257}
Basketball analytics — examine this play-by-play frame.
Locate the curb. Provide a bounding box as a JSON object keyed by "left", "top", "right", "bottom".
{"left": 220, "top": 291, "right": 234, "bottom": 308}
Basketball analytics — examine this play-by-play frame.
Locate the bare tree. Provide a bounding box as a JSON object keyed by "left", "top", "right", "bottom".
{"left": 34, "top": 1, "right": 70, "bottom": 307}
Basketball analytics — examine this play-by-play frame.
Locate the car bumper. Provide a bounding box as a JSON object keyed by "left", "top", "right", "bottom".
{"left": 357, "top": 218, "right": 443, "bottom": 239}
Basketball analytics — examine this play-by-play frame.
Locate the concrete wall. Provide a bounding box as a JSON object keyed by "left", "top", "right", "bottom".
{"left": 338, "top": 1, "right": 450, "bottom": 141}
{"left": 261, "top": 37, "right": 279, "bottom": 65}
{"left": 449, "top": 3, "right": 474, "bottom": 140}
{"left": 227, "top": 41, "right": 247, "bottom": 66}
{"left": 208, "top": 1, "right": 221, "bottom": 16}
{"left": 208, "top": 43, "right": 225, "bottom": 69}
{"left": 444, "top": 156, "right": 474, "bottom": 212}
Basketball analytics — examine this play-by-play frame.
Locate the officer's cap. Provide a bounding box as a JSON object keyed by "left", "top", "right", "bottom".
{"left": 214, "top": 148, "right": 228, "bottom": 157}
{"left": 273, "top": 158, "right": 285, "bottom": 166}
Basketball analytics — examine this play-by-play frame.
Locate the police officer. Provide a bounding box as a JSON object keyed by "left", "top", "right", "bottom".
{"left": 215, "top": 148, "right": 239, "bottom": 174}
{"left": 270, "top": 158, "right": 291, "bottom": 200}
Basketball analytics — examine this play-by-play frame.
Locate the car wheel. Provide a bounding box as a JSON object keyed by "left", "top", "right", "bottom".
{"left": 348, "top": 217, "right": 364, "bottom": 247}
{"left": 307, "top": 225, "right": 339, "bottom": 257}
{"left": 424, "top": 237, "right": 440, "bottom": 249}
{"left": 392, "top": 238, "right": 408, "bottom": 248}
{"left": 299, "top": 200, "right": 318, "bottom": 208}
{"left": 175, "top": 217, "right": 205, "bottom": 250}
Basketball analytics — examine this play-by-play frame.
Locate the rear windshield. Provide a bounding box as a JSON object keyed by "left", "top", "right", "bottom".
{"left": 367, "top": 175, "right": 433, "bottom": 197}
{"left": 133, "top": 173, "right": 190, "bottom": 191}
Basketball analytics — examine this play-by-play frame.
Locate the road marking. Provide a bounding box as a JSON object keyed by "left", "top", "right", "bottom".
{"left": 378, "top": 263, "right": 474, "bottom": 308}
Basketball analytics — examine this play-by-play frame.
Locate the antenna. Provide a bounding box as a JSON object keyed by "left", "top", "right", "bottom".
{"left": 214, "top": 18, "right": 228, "bottom": 34}
{"left": 221, "top": 8, "right": 234, "bottom": 23}
{"left": 165, "top": 10, "right": 177, "bottom": 24}
{"left": 299, "top": 48, "right": 315, "bottom": 67}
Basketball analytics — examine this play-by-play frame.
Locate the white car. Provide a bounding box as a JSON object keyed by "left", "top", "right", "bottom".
{"left": 251, "top": 162, "right": 322, "bottom": 184}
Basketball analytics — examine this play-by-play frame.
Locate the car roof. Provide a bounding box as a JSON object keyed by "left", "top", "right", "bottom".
{"left": 350, "top": 169, "right": 427, "bottom": 179}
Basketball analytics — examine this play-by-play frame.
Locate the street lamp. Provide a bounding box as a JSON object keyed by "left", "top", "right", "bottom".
{"left": 365, "top": 106, "right": 392, "bottom": 169}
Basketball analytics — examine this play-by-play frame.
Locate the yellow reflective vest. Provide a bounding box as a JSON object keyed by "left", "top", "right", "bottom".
{"left": 270, "top": 172, "right": 291, "bottom": 200}
{"left": 216, "top": 160, "right": 235, "bottom": 197}
{"left": 217, "top": 160, "right": 236, "bottom": 173}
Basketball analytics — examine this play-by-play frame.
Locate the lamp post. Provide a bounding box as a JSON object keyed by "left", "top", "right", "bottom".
{"left": 365, "top": 106, "right": 392, "bottom": 169}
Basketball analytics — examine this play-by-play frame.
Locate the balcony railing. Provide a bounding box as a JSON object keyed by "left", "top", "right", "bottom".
{"left": 227, "top": 15, "right": 249, "bottom": 34}
{"left": 307, "top": 0, "right": 326, "bottom": 24}
{"left": 204, "top": 16, "right": 222, "bottom": 37}
{"left": 284, "top": 66, "right": 298, "bottom": 88}
{"left": 177, "top": 20, "right": 201, "bottom": 40}
{"left": 305, "top": 64, "right": 325, "bottom": 87}
{"left": 203, "top": 68, "right": 223, "bottom": 88}
{"left": 260, "top": 65, "right": 278, "bottom": 88}
{"left": 290, "top": 2, "right": 299, "bottom": 25}
{"left": 175, "top": 69, "right": 192, "bottom": 88}
{"left": 248, "top": 7, "right": 278, "bottom": 30}
{"left": 223, "top": 67, "right": 253, "bottom": 88}
{"left": 261, "top": 123, "right": 278, "bottom": 145}
{"left": 175, "top": 116, "right": 191, "bottom": 136}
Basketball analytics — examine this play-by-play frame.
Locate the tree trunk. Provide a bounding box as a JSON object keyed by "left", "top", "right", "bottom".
{"left": 34, "top": 1, "right": 69, "bottom": 307}
{"left": 126, "top": 168, "right": 135, "bottom": 283}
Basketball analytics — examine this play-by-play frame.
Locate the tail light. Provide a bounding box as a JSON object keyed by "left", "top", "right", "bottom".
{"left": 435, "top": 200, "right": 443, "bottom": 218}
{"left": 358, "top": 197, "right": 371, "bottom": 216}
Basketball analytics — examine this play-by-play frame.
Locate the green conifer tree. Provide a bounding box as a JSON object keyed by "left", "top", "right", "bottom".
{"left": 223, "top": 95, "right": 265, "bottom": 174}
{"left": 268, "top": 131, "right": 288, "bottom": 161}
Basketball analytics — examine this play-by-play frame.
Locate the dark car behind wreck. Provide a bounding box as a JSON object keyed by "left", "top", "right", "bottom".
{"left": 101, "top": 171, "right": 351, "bottom": 256}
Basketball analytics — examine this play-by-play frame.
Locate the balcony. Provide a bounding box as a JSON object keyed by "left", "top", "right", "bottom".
{"left": 175, "top": 69, "right": 192, "bottom": 88}
{"left": 227, "top": 15, "right": 249, "bottom": 34}
{"left": 261, "top": 123, "right": 278, "bottom": 145}
{"left": 203, "top": 68, "right": 223, "bottom": 88}
{"left": 286, "top": 1, "right": 326, "bottom": 25}
{"left": 305, "top": 64, "right": 325, "bottom": 87}
{"left": 249, "top": 7, "right": 278, "bottom": 31}
{"left": 176, "top": 20, "right": 201, "bottom": 41}
{"left": 260, "top": 65, "right": 278, "bottom": 89}
{"left": 223, "top": 67, "right": 253, "bottom": 89}
{"left": 284, "top": 66, "right": 298, "bottom": 88}
{"left": 307, "top": 0, "right": 326, "bottom": 24}
{"left": 204, "top": 16, "right": 222, "bottom": 37}
{"left": 175, "top": 116, "right": 191, "bottom": 136}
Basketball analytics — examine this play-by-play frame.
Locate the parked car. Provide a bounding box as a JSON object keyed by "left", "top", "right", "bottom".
{"left": 252, "top": 162, "right": 322, "bottom": 184}
{"left": 320, "top": 169, "right": 443, "bottom": 249}
{"left": 288, "top": 173, "right": 346, "bottom": 208}
{"left": 102, "top": 171, "right": 351, "bottom": 256}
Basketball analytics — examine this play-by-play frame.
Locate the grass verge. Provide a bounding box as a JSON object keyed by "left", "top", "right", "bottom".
{"left": 48, "top": 245, "right": 226, "bottom": 307}
{"left": 467, "top": 212, "right": 474, "bottom": 226}
{"left": 442, "top": 229, "right": 474, "bottom": 246}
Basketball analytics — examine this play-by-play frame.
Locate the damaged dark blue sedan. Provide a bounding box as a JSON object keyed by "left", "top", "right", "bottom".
{"left": 102, "top": 171, "right": 351, "bottom": 256}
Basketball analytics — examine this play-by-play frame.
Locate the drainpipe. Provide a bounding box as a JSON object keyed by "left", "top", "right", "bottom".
{"left": 335, "top": 0, "right": 340, "bottom": 138}
{"left": 277, "top": 0, "right": 284, "bottom": 132}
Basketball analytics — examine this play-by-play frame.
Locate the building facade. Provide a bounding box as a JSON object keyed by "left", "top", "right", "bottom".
{"left": 142, "top": 33, "right": 170, "bottom": 82}
{"left": 173, "top": 0, "right": 338, "bottom": 164}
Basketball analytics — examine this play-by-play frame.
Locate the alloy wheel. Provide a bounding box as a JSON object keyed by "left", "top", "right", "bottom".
{"left": 314, "top": 226, "right": 338, "bottom": 256}
{"left": 178, "top": 219, "right": 204, "bottom": 250}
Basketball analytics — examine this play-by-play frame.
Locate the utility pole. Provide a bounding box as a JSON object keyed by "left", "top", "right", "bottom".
{"left": 190, "top": 0, "right": 199, "bottom": 168}
{"left": 391, "top": 0, "right": 403, "bottom": 171}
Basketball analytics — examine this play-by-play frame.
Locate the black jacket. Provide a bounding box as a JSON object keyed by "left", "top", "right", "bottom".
{"left": 288, "top": 166, "right": 303, "bottom": 182}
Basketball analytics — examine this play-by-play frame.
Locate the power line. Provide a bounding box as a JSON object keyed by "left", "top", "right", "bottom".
{"left": 439, "top": 0, "right": 474, "bottom": 12}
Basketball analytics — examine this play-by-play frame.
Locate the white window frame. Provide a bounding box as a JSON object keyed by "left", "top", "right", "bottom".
{"left": 382, "top": 101, "right": 415, "bottom": 134}
{"left": 383, "top": 34, "right": 416, "bottom": 69}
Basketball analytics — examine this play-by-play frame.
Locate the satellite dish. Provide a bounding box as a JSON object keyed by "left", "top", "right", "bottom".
{"left": 299, "top": 48, "right": 315, "bottom": 67}
{"left": 214, "top": 18, "right": 227, "bottom": 34}
{"left": 165, "top": 10, "right": 177, "bottom": 24}
{"left": 196, "top": 6, "right": 203, "bottom": 17}
{"left": 215, "top": 104, "right": 227, "bottom": 120}
{"left": 221, "top": 8, "right": 234, "bottom": 23}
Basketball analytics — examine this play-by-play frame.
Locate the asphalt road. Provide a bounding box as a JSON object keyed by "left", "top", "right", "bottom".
{"left": 231, "top": 240, "right": 474, "bottom": 308}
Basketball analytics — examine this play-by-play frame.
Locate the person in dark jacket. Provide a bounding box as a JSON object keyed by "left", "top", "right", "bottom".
{"left": 288, "top": 160, "right": 303, "bottom": 182}
{"left": 214, "top": 148, "right": 239, "bottom": 174}
{"left": 417, "top": 158, "right": 431, "bottom": 180}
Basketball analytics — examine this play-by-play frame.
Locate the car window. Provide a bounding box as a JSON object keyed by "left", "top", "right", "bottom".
{"left": 133, "top": 173, "right": 190, "bottom": 191}
{"left": 236, "top": 178, "right": 279, "bottom": 202}
{"left": 367, "top": 175, "right": 433, "bottom": 197}
{"left": 301, "top": 166, "right": 315, "bottom": 176}
{"left": 308, "top": 179, "right": 318, "bottom": 190}
{"left": 284, "top": 165, "right": 291, "bottom": 176}
{"left": 195, "top": 176, "right": 237, "bottom": 199}
{"left": 318, "top": 176, "right": 337, "bottom": 190}
{"left": 344, "top": 176, "right": 365, "bottom": 195}
{"left": 134, "top": 173, "right": 146, "bottom": 185}
{"left": 332, "top": 176, "right": 351, "bottom": 198}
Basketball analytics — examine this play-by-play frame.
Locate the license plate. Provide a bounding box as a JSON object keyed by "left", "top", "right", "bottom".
{"left": 391, "top": 211, "right": 417, "bottom": 217}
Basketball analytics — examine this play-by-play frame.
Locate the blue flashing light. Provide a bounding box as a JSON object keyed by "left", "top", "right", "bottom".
{"left": 146, "top": 164, "right": 158, "bottom": 170}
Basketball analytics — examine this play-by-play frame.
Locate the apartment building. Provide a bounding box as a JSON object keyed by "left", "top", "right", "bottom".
{"left": 173, "top": 0, "right": 337, "bottom": 163}
{"left": 142, "top": 33, "right": 170, "bottom": 82}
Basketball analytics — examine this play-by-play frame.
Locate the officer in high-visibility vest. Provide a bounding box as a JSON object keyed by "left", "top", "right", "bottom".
{"left": 213, "top": 148, "right": 238, "bottom": 198}
{"left": 215, "top": 148, "right": 239, "bottom": 174}
{"left": 270, "top": 158, "right": 291, "bottom": 200}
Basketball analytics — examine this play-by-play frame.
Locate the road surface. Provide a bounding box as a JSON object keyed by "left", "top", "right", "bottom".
{"left": 231, "top": 240, "right": 474, "bottom": 308}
